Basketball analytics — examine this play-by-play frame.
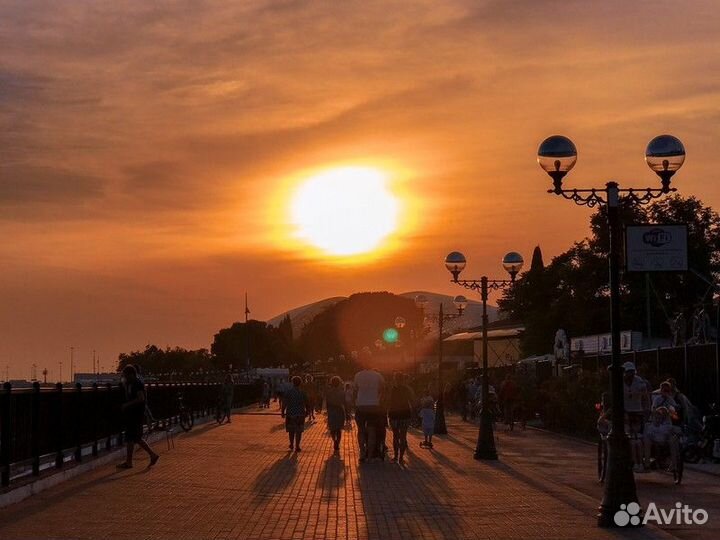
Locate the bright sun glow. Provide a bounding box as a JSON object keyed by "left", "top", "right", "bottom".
{"left": 290, "top": 167, "right": 399, "bottom": 256}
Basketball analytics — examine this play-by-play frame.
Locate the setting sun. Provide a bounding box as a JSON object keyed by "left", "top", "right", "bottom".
{"left": 290, "top": 167, "right": 400, "bottom": 256}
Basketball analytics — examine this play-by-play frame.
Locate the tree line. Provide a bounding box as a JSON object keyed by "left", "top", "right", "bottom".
{"left": 498, "top": 195, "right": 720, "bottom": 356}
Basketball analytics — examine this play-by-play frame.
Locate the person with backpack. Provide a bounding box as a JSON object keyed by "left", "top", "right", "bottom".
{"left": 281, "top": 376, "right": 308, "bottom": 452}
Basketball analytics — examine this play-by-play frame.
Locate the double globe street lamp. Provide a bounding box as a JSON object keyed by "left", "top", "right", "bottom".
{"left": 444, "top": 251, "right": 524, "bottom": 459}
{"left": 537, "top": 134, "right": 685, "bottom": 528}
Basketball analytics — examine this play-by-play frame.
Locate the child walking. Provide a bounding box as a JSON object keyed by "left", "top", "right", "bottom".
{"left": 419, "top": 394, "right": 435, "bottom": 449}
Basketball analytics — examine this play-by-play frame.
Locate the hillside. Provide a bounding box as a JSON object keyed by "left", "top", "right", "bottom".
{"left": 399, "top": 291, "right": 499, "bottom": 335}
{"left": 267, "top": 291, "right": 499, "bottom": 336}
{"left": 266, "top": 296, "right": 346, "bottom": 335}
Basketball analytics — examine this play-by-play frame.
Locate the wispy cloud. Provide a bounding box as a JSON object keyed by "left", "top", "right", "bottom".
{"left": 1, "top": 0, "right": 720, "bottom": 375}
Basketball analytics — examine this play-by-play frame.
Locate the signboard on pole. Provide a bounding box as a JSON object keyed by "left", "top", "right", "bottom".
{"left": 625, "top": 224, "right": 688, "bottom": 272}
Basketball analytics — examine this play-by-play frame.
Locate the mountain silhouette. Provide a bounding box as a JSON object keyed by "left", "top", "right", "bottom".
{"left": 267, "top": 291, "right": 499, "bottom": 336}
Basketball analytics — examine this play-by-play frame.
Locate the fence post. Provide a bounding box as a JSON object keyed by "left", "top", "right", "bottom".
{"left": 105, "top": 383, "right": 112, "bottom": 451}
{"left": 716, "top": 339, "right": 719, "bottom": 406}
{"left": 54, "top": 382, "right": 63, "bottom": 469}
{"left": 92, "top": 383, "right": 99, "bottom": 457}
{"left": 116, "top": 383, "right": 123, "bottom": 448}
{"left": 31, "top": 382, "right": 40, "bottom": 476}
{"left": 1, "top": 383, "right": 12, "bottom": 487}
{"left": 74, "top": 383, "right": 82, "bottom": 462}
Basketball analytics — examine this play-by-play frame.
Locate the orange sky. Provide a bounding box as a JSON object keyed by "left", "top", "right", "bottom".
{"left": 2, "top": 0, "right": 720, "bottom": 379}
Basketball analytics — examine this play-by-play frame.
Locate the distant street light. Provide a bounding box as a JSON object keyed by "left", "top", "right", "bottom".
{"left": 537, "top": 134, "right": 685, "bottom": 527}
{"left": 445, "top": 251, "right": 523, "bottom": 459}
{"left": 416, "top": 294, "right": 466, "bottom": 435}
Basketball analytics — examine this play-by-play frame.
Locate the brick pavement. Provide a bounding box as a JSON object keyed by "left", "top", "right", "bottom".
{"left": 0, "top": 408, "right": 683, "bottom": 540}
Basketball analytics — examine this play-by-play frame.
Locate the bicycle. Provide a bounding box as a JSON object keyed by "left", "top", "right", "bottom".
{"left": 178, "top": 392, "right": 194, "bottom": 432}
{"left": 596, "top": 422, "right": 683, "bottom": 484}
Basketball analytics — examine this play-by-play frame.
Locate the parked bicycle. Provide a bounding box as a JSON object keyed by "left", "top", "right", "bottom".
{"left": 178, "top": 392, "right": 194, "bottom": 432}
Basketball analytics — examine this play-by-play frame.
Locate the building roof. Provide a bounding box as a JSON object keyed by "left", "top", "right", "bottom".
{"left": 444, "top": 326, "right": 525, "bottom": 342}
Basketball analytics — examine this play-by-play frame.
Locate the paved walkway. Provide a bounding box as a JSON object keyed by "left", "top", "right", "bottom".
{"left": 0, "top": 408, "right": 715, "bottom": 540}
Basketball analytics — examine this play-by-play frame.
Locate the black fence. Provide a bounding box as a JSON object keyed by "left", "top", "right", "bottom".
{"left": 0, "top": 381, "right": 261, "bottom": 488}
{"left": 573, "top": 343, "right": 720, "bottom": 410}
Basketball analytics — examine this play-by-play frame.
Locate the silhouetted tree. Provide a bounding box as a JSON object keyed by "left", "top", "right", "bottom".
{"left": 118, "top": 345, "right": 212, "bottom": 374}
{"left": 499, "top": 195, "right": 720, "bottom": 356}
{"left": 530, "top": 245, "right": 544, "bottom": 273}
{"left": 296, "top": 292, "right": 424, "bottom": 374}
{"left": 211, "top": 319, "right": 299, "bottom": 369}
{"left": 278, "top": 314, "right": 293, "bottom": 344}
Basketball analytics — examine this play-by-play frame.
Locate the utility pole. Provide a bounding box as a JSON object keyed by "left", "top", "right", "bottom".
{"left": 245, "top": 292, "right": 251, "bottom": 374}
{"left": 70, "top": 346, "right": 75, "bottom": 382}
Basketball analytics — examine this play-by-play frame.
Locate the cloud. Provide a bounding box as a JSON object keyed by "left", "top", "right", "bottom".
{"left": 0, "top": 164, "right": 103, "bottom": 205}
{"left": 1, "top": 0, "right": 720, "bottom": 377}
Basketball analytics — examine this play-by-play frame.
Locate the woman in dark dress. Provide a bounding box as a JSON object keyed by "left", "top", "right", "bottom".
{"left": 388, "top": 372, "right": 414, "bottom": 465}
{"left": 326, "top": 376, "right": 346, "bottom": 453}
{"left": 117, "top": 365, "right": 159, "bottom": 469}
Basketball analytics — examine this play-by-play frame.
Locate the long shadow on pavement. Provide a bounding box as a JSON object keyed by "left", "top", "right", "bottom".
{"left": 356, "top": 435, "right": 468, "bottom": 540}
{"left": 251, "top": 453, "right": 299, "bottom": 506}
{"left": 0, "top": 466, "right": 154, "bottom": 528}
{"left": 317, "top": 454, "right": 346, "bottom": 500}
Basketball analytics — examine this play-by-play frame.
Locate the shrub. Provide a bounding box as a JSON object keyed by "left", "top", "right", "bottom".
{"left": 537, "top": 371, "right": 608, "bottom": 438}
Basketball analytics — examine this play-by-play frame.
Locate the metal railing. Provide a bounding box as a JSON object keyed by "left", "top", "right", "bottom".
{"left": 0, "top": 381, "right": 261, "bottom": 488}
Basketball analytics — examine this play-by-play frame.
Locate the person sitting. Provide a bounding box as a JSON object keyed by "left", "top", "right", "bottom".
{"left": 596, "top": 392, "right": 611, "bottom": 437}
{"left": 642, "top": 405, "right": 679, "bottom": 472}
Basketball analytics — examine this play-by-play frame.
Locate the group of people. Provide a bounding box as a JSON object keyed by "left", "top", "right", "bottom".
{"left": 597, "top": 361, "right": 694, "bottom": 473}
{"left": 458, "top": 372, "right": 528, "bottom": 430}
{"left": 278, "top": 361, "right": 438, "bottom": 464}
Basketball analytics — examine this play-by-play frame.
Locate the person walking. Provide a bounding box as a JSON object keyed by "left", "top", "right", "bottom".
{"left": 219, "top": 373, "right": 234, "bottom": 424}
{"left": 304, "top": 374, "right": 317, "bottom": 422}
{"left": 117, "top": 365, "right": 159, "bottom": 469}
{"left": 261, "top": 378, "right": 271, "bottom": 408}
{"left": 282, "top": 376, "right": 308, "bottom": 452}
{"left": 277, "top": 378, "right": 288, "bottom": 411}
{"left": 388, "top": 372, "right": 414, "bottom": 464}
{"left": 326, "top": 376, "right": 346, "bottom": 453}
{"left": 344, "top": 382, "right": 354, "bottom": 423}
{"left": 499, "top": 372, "right": 519, "bottom": 430}
{"left": 353, "top": 349, "right": 385, "bottom": 463}
{"left": 419, "top": 392, "right": 435, "bottom": 449}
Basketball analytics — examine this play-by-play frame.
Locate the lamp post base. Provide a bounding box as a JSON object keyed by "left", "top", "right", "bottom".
{"left": 597, "top": 431, "right": 640, "bottom": 527}
{"left": 435, "top": 398, "right": 448, "bottom": 435}
{"left": 474, "top": 408, "right": 497, "bottom": 460}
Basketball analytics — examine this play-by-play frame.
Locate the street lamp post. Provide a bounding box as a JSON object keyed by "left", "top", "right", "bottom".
{"left": 445, "top": 252, "right": 523, "bottom": 459}
{"left": 536, "top": 134, "right": 686, "bottom": 527}
{"left": 415, "top": 294, "right": 467, "bottom": 435}
{"left": 413, "top": 295, "right": 428, "bottom": 376}
{"left": 394, "top": 316, "right": 407, "bottom": 369}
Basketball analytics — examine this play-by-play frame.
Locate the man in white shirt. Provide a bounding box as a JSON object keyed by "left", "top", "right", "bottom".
{"left": 622, "top": 361, "right": 650, "bottom": 472}
{"left": 353, "top": 350, "right": 385, "bottom": 462}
